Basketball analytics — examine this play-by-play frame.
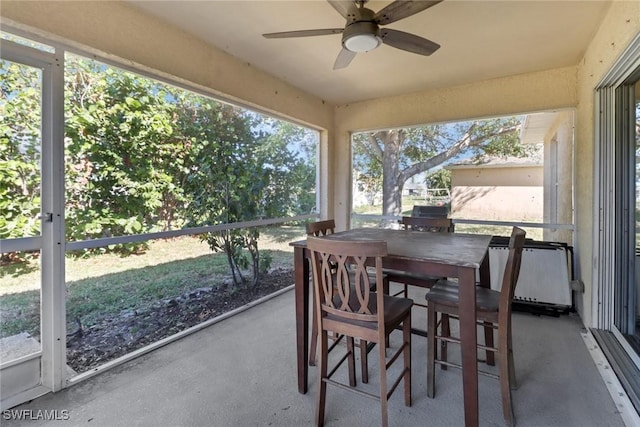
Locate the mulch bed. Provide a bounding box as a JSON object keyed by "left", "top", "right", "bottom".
{"left": 66, "top": 268, "right": 293, "bottom": 373}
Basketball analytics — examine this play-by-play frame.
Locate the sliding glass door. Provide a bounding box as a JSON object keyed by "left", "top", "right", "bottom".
{"left": 618, "top": 81, "right": 640, "bottom": 351}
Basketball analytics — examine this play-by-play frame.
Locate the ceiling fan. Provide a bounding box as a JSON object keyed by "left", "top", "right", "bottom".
{"left": 263, "top": 0, "right": 443, "bottom": 70}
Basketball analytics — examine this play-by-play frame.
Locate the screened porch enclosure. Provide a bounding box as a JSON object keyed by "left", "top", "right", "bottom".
{"left": 1, "top": 1, "right": 640, "bottom": 425}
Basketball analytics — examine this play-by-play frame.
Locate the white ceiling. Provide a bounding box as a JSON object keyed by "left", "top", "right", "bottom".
{"left": 127, "top": 0, "right": 611, "bottom": 105}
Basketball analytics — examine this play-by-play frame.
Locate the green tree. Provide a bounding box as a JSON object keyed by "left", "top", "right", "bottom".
{"left": 0, "top": 59, "right": 41, "bottom": 244}
{"left": 178, "top": 96, "right": 260, "bottom": 286}
{"left": 64, "top": 55, "right": 184, "bottom": 247}
{"left": 3, "top": 51, "right": 318, "bottom": 282}
{"left": 352, "top": 118, "right": 526, "bottom": 216}
{"left": 180, "top": 102, "right": 317, "bottom": 287}
{"left": 254, "top": 118, "right": 317, "bottom": 217}
{"left": 425, "top": 168, "right": 451, "bottom": 191}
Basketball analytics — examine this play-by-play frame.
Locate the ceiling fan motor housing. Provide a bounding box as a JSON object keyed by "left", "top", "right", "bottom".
{"left": 342, "top": 15, "right": 381, "bottom": 53}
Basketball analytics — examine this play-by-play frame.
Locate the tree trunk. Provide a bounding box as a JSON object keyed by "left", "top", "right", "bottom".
{"left": 247, "top": 236, "right": 259, "bottom": 287}
{"left": 224, "top": 237, "right": 244, "bottom": 288}
{"left": 381, "top": 131, "right": 403, "bottom": 217}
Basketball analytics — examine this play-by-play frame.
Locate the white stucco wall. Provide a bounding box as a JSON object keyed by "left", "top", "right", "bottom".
{"left": 449, "top": 165, "right": 543, "bottom": 222}
{"left": 542, "top": 111, "right": 574, "bottom": 243}
{"left": 574, "top": 1, "right": 640, "bottom": 326}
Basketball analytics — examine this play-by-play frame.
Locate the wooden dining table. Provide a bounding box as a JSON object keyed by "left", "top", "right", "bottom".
{"left": 290, "top": 227, "right": 492, "bottom": 427}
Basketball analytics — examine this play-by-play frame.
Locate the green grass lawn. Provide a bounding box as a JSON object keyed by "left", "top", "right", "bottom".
{"left": 0, "top": 220, "right": 546, "bottom": 341}
{"left": 0, "top": 225, "right": 307, "bottom": 338}
{"left": 353, "top": 196, "right": 427, "bottom": 215}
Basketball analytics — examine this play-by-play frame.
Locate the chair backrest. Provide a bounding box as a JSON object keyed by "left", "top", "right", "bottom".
{"left": 307, "top": 236, "right": 387, "bottom": 330}
{"left": 498, "top": 227, "right": 526, "bottom": 323}
{"left": 400, "top": 216, "right": 454, "bottom": 233}
{"left": 306, "top": 219, "right": 336, "bottom": 236}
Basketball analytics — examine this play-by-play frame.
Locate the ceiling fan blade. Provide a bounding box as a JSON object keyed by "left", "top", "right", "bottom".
{"left": 326, "top": 0, "right": 356, "bottom": 19}
{"left": 380, "top": 29, "right": 440, "bottom": 56}
{"left": 263, "top": 28, "right": 344, "bottom": 39}
{"left": 333, "top": 48, "right": 357, "bottom": 70}
{"left": 375, "top": 0, "right": 443, "bottom": 25}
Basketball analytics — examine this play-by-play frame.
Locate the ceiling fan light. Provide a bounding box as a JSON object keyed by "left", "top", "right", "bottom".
{"left": 344, "top": 34, "right": 381, "bottom": 53}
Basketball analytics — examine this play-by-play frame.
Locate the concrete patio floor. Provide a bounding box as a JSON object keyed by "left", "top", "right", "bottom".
{"left": 3, "top": 288, "right": 628, "bottom": 426}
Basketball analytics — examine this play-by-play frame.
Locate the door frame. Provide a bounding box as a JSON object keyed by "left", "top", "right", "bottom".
{"left": 593, "top": 31, "right": 640, "bottom": 358}
{"left": 0, "top": 38, "right": 66, "bottom": 409}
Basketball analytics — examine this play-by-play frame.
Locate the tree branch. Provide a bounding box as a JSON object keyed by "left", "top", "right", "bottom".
{"left": 399, "top": 124, "right": 518, "bottom": 182}
{"left": 367, "top": 133, "right": 384, "bottom": 160}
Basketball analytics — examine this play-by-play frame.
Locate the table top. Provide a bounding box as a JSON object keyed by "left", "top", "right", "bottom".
{"left": 291, "top": 228, "right": 492, "bottom": 269}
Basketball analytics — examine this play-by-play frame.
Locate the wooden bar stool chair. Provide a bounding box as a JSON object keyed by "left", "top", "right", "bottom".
{"left": 384, "top": 216, "right": 454, "bottom": 336}
{"left": 425, "top": 226, "right": 526, "bottom": 426}
{"left": 307, "top": 219, "right": 338, "bottom": 368}
{"left": 308, "top": 236, "right": 413, "bottom": 427}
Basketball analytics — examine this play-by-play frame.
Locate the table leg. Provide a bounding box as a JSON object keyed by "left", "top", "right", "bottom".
{"left": 458, "top": 267, "right": 479, "bottom": 427}
{"left": 294, "top": 246, "right": 309, "bottom": 394}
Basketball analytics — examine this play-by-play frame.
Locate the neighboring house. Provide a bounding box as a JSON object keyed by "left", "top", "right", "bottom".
{"left": 402, "top": 181, "right": 425, "bottom": 197}
{"left": 447, "top": 145, "right": 544, "bottom": 222}
{"left": 447, "top": 110, "right": 574, "bottom": 243}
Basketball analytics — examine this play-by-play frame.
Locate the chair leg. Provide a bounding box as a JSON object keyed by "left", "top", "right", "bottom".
{"left": 427, "top": 303, "right": 436, "bottom": 398}
{"left": 378, "top": 333, "right": 389, "bottom": 427}
{"left": 316, "top": 330, "right": 328, "bottom": 427}
{"left": 309, "top": 297, "right": 318, "bottom": 366}
{"left": 500, "top": 365, "right": 515, "bottom": 426}
{"left": 507, "top": 325, "right": 517, "bottom": 389}
{"left": 440, "top": 313, "right": 449, "bottom": 371}
{"left": 347, "top": 336, "right": 356, "bottom": 387}
{"left": 484, "top": 321, "right": 495, "bottom": 366}
{"left": 360, "top": 339, "right": 369, "bottom": 384}
{"left": 499, "top": 323, "right": 515, "bottom": 426}
{"left": 383, "top": 278, "right": 391, "bottom": 349}
{"left": 403, "top": 315, "right": 412, "bottom": 407}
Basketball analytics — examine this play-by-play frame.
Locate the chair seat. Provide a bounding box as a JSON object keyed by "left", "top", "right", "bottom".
{"left": 327, "top": 293, "right": 414, "bottom": 332}
{"left": 425, "top": 279, "right": 500, "bottom": 312}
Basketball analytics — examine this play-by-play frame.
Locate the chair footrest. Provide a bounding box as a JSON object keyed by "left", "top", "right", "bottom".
{"left": 323, "top": 378, "right": 380, "bottom": 401}
{"left": 434, "top": 359, "right": 501, "bottom": 380}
